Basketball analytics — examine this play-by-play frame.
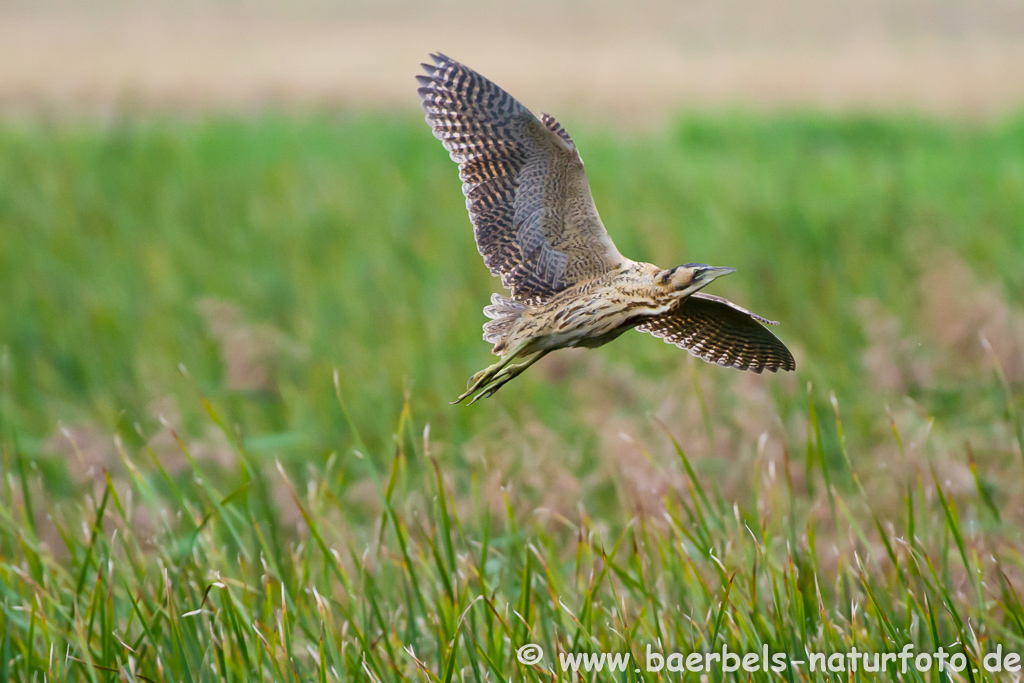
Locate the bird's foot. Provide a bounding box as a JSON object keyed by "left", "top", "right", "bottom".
{"left": 451, "top": 360, "right": 509, "bottom": 404}
{"left": 454, "top": 351, "right": 548, "bottom": 405}
{"left": 466, "top": 368, "right": 489, "bottom": 389}
{"left": 467, "top": 372, "right": 515, "bottom": 405}
{"left": 452, "top": 370, "right": 506, "bottom": 405}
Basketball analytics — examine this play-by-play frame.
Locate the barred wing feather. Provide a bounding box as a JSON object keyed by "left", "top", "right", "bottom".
{"left": 637, "top": 293, "right": 796, "bottom": 373}
{"left": 418, "top": 53, "right": 625, "bottom": 302}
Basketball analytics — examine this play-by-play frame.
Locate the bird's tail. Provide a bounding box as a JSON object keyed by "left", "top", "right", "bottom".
{"left": 482, "top": 293, "right": 526, "bottom": 354}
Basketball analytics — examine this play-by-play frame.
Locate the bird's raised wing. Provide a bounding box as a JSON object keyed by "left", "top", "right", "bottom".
{"left": 418, "top": 53, "right": 625, "bottom": 302}
{"left": 637, "top": 293, "right": 796, "bottom": 373}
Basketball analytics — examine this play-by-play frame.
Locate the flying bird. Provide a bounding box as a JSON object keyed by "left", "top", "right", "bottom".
{"left": 417, "top": 53, "right": 795, "bottom": 404}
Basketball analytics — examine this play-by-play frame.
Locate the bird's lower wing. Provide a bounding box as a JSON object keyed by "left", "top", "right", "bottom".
{"left": 636, "top": 293, "right": 796, "bottom": 373}
{"left": 418, "top": 53, "right": 625, "bottom": 302}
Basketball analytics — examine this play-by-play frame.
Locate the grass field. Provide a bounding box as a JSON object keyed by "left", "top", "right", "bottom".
{"left": 2, "top": 111, "right": 1024, "bottom": 680}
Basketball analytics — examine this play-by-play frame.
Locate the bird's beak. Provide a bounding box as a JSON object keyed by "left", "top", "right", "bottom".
{"left": 679, "top": 265, "right": 736, "bottom": 296}
{"left": 698, "top": 266, "right": 736, "bottom": 282}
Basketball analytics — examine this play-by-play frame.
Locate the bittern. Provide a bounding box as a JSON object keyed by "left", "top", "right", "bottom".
{"left": 418, "top": 53, "right": 795, "bottom": 404}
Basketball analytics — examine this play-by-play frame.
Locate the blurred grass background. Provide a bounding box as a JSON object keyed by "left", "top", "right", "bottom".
{"left": 2, "top": 112, "right": 1022, "bottom": 450}
{"left": 2, "top": 95, "right": 1024, "bottom": 680}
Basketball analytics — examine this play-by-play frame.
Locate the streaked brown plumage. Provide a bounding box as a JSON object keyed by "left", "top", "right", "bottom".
{"left": 418, "top": 53, "right": 795, "bottom": 404}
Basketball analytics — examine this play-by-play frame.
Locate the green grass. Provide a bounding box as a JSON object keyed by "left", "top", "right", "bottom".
{"left": 1, "top": 111, "right": 1024, "bottom": 680}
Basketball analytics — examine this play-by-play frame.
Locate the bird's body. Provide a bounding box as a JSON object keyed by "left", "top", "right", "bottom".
{"left": 417, "top": 53, "right": 795, "bottom": 403}
{"left": 489, "top": 262, "right": 678, "bottom": 355}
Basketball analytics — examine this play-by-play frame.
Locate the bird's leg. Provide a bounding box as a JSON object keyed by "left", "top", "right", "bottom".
{"left": 452, "top": 344, "right": 531, "bottom": 405}
{"left": 466, "top": 350, "right": 551, "bottom": 405}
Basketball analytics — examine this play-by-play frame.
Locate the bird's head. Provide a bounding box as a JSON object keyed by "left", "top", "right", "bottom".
{"left": 656, "top": 263, "right": 736, "bottom": 297}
